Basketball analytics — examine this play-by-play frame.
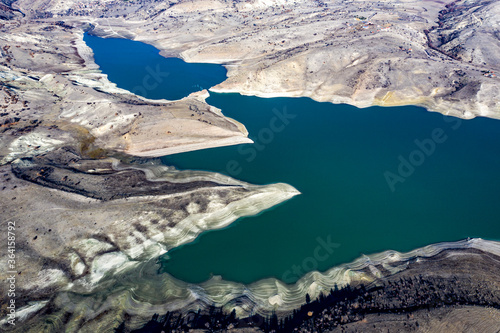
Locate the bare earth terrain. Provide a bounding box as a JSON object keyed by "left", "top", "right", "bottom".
{"left": 0, "top": 0, "right": 500, "bottom": 331}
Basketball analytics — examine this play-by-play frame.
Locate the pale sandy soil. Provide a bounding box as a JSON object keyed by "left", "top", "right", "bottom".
{"left": 1, "top": 0, "right": 500, "bottom": 331}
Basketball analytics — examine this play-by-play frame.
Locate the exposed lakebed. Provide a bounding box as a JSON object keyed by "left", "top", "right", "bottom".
{"left": 85, "top": 33, "right": 500, "bottom": 285}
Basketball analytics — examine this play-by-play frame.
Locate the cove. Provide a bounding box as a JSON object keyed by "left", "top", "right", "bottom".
{"left": 83, "top": 33, "right": 227, "bottom": 100}
{"left": 86, "top": 34, "right": 500, "bottom": 285}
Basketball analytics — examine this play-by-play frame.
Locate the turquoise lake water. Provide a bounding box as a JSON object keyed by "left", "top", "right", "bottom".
{"left": 85, "top": 33, "right": 500, "bottom": 285}
{"left": 84, "top": 34, "right": 227, "bottom": 100}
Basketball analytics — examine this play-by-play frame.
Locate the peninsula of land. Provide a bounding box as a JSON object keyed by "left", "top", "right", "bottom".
{"left": 1, "top": 0, "right": 500, "bottom": 332}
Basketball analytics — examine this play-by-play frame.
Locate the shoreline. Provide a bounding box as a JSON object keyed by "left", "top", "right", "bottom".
{"left": 1, "top": 0, "right": 500, "bottom": 331}
{"left": 3, "top": 237, "right": 500, "bottom": 331}
{"left": 132, "top": 243, "right": 500, "bottom": 332}
{"left": 83, "top": 25, "right": 500, "bottom": 122}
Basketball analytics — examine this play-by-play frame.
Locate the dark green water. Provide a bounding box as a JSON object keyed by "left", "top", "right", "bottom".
{"left": 86, "top": 33, "right": 500, "bottom": 285}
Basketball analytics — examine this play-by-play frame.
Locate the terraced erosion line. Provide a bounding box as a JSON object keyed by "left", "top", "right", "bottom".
{"left": 131, "top": 239, "right": 500, "bottom": 332}
{"left": 3, "top": 238, "right": 499, "bottom": 332}
{"left": 1, "top": 0, "right": 500, "bottom": 331}
{"left": 0, "top": 147, "right": 300, "bottom": 327}
{"left": 0, "top": 4, "right": 304, "bottom": 331}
